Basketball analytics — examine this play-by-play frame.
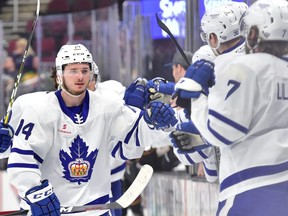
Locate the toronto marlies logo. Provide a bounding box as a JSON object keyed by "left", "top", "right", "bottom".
{"left": 59, "top": 135, "right": 98, "bottom": 185}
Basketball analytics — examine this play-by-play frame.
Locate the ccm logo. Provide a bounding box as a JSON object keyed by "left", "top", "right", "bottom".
{"left": 33, "top": 188, "right": 53, "bottom": 199}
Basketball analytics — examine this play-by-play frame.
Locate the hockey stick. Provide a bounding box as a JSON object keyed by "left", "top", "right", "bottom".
{"left": 0, "top": 164, "right": 153, "bottom": 215}
{"left": 3, "top": 0, "right": 40, "bottom": 125}
{"left": 156, "top": 13, "right": 190, "bottom": 66}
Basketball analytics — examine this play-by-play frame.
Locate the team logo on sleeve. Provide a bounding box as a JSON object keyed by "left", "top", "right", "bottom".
{"left": 59, "top": 135, "right": 98, "bottom": 184}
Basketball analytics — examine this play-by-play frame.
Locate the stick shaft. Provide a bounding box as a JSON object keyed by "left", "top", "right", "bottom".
{"left": 0, "top": 165, "right": 153, "bottom": 215}
{"left": 156, "top": 13, "right": 190, "bottom": 66}
{"left": 4, "top": 0, "right": 40, "bottom": 125}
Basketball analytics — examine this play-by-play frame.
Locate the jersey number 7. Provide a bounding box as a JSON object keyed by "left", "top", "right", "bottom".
{"left": 225, "top": 80, "right": 240, "bottom": 100}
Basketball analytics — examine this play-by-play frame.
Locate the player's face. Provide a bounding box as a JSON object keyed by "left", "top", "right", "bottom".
{"left": 62, "top": 63, "right": 91, "bottom": 96}
{"left": 172, "top": 64, "right": 184, "bottom": 83}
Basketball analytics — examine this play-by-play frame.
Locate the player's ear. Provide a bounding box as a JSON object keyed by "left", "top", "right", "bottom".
{"left": 209, "top": 33, "right": 219, "bottom": 49}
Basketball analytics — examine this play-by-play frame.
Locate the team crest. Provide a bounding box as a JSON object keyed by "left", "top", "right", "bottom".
{"left": 59, "top": 135, "right": 98, "bottom": 185}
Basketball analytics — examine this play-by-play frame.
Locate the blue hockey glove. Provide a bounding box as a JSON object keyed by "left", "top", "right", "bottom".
{"left": 25, "top": 180, "right": 60, "bottom": 216}
{"left": 173, "top": 60, "right": 215, "bottom": 100}
{"left": 147, "top": 78, "right": 175, "bottom": 95}
{"left": 176, "top": 121, "right": 200, "bottom": 134}
{"left": 143, "top": 101, "right": 178, "bottom": 130}
{"left": 0, "top": 122, "right": 14, "bottom": 153}
{"left": 146, "top": 77, "right": 172, "bottom": 103}
{"left": 124, "top": 78, "right": 147, "bottom": 109}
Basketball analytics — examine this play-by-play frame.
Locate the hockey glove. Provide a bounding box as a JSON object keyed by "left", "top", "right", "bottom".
{"left": 170, "top": 131, "right": 206, "bottom": 153}
{"left": 0, "top": 122, "right": 14, "bottom": 153}
{"left": 25, "top": 180, "right": 60, "bottom": 216}
{"left": 176, "top": 121, "right": 200, "bottom": 134}
{"left": 147, "top": 78, "right": 175, "bottom": 95}
{"left": 173, "top": 60, "right": 215, "bottom": 100}
{"left": 146, "top": 77, "right": 171, "bottom": 104}
{"left": 143, "top": 101, "right": 178, "bottom": 130}
{"left": 124, "top": 77, "right": 147, "bottom": 109}
{"left": 171, "top": 121, "right": 208, "bottom": 153}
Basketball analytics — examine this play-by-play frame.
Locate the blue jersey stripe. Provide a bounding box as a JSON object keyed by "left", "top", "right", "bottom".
{"left": 111, "top": 141, "right": 121, "bottom": 158}
{"left": 135, "top": 127, "right": 140, "bottom": 147}
{"left": 111, "top": 162, "right": 126, "bottom": 175}
{"left": 11, "top": 148, "right": 33, "bottom": 155}
{"left": 185, "top": 154, "right": 195, "bottom": 164}
{"left": 207, "top": 120, "right": 233, "bottom": 145}
{"left": 198, "top": 149, "right": 209, "bottom": 159}
{"left": 124, "top": 112, "right": 143, "bottom": 144}
{"left": 203, "top": 162, "right": 218, "bottom": 177}
{"left": 209, "top": 109, "right": 248, "bottom": 133}
{"left": 11, "top": 148, "right": 43, "bottom": 164}
{"left": 112, "top": 141, "right": 129, "bottom": 160}
{"left": 7, "top": 163, "right": 39, "bottom": 169}
{"left": 85, "top": 194, "right": 110, "bottom": 205}
{"left": 220, "top": 160, "right": 288, "bottom": 192}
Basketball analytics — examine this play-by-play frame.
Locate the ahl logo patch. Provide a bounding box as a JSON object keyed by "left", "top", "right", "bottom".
{"left": 59, "top": 135, "right": 98, "bottom": 185}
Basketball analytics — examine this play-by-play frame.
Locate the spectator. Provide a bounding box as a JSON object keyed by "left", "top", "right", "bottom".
{"left": 9, "top": 38, "right": 39, "bottom": 82}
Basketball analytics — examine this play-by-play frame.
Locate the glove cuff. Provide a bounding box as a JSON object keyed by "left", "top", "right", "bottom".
{"left": 25, "top": 180, "right": 53, "bottom": 203}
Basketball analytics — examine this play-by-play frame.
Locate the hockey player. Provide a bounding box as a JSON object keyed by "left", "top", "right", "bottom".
{"left": 145, "top": 45, "right": 218, "bottom": 181}
{"left": 171, "top": 1, "right": 248, "bottom": 183}
{"left": 5, "top": 61, "right": 126, "bottom": 216}
{"left": 7, "top": 44, "right": 177, "bottom": 216}
{"left": 174, "top": 0, "right": 288, "bottom": 215}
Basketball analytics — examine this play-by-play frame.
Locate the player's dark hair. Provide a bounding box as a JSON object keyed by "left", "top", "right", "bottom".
{"left": 246, "top": 26, "right": 288, "bottom": 57}
{"left": 258, "top": 41, "right": 288, "bottom": 58}
{"left": 50, "top": 66, "right": 58, "bottom": 89}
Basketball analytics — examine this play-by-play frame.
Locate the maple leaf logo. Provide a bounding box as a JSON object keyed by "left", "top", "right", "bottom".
{"left": 59, "top": 135, "right": 98, "bottom": 185}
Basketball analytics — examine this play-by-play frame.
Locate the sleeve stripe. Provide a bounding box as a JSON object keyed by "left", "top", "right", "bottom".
{"left": 220, "top": 160, "right": 288, "bottom": 192}
{"left": 7, "top": 163, "right": 39, "bottom": 169}
{"left": 208, "top": 119, "right": 233, "bottom": 145}
{"left": 33, "top": 153, "right": 43, "bottom": 164}
{"left": 203, "top": 162, "right": 218, "bottom": 177}
{"left": 198, "top": 150, "right": 209, "bottom": 159}
{"left": 11, "top": 148, "right": 33, "bottom": 155}
{"left": 11, "top": 148, "right": 43, "bottom": 164}
{"left": 111, "top": 141, "right": 129, "bottom": 160}
{"left": 209, "top": 109, "right": 248, "bottom": 133}
{"left": 111, "top": 162, "right": 126, "bottom": 175}
{"left": 135, "top": 127, "right": 140, "bottom": 147}
{"left": 184, "top": 154, "right": 195, "bottom": 164}
{"left": 124, "top": 112, "right": 143, "bottom": 144}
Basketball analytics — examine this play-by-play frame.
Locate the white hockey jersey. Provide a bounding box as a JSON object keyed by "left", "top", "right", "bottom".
{"left": 7, "top": 90, "right": 167, "bottom": 215}
{"left": 191, "top": 53, "right": 288, "bottom": 201}
{"left": 173, "top": 41, "right": 246, "bottom": 183}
